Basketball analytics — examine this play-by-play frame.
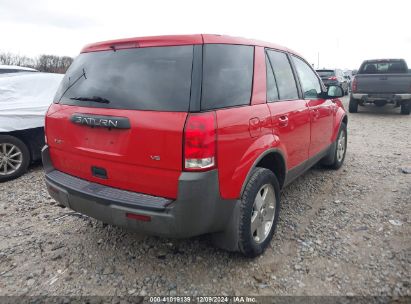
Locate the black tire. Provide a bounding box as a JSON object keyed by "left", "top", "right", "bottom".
{"left": 0, "top": 135, "right": 30, "bottom": 182}
{"left": 400, "top": 102, "right": 410, "bottom": 115}
{"left": 322, "top": 122, "right": 347, "bottom": 170}
{"left": 349, "top": 97, "right": 358, "bottom": 113}
{"left": 238, "top": 168, "right": 280, "bottom": 257}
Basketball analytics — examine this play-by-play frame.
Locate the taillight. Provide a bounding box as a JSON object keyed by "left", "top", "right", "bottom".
{"left": 184, "top": 112, "right": 216, "bottom": 171}
{"left": 328, "top": 76, "right": 337, "bottom": 80}
{"left": 352, "top": 77, "right": 357, "bottom": 92}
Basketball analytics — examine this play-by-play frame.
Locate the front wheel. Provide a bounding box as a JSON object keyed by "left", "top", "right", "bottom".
{"left": 400, "top": 102, "right": 410, "bottom": 115}
{"left": 238, "top": 168, "right": 280, "bottom": 257}
{"left": 322, "top": 123, "right": 347, "bottom": 170}
{"left": 0, "top": 135, "right": 30, "bottom": 182}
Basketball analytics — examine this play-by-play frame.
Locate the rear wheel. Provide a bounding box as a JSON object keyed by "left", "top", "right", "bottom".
{"left": 238, "top": 168, "right": 280, "bottom": 257}
{"left": 400, "top": 102, "right": 410, "bottom": 115}
{"left": 349, "top": 97, "right": 358, "bottom": 113}
{"left": 0, "top": 135, "right": 30, "bottom": 182}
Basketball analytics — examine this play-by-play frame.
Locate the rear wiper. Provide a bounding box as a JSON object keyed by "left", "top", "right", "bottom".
{"left": 70, "top": 96, "right": 110, "bottom": 103}
{"left": 58, "top": 68, "right": 87, "bottom": 102}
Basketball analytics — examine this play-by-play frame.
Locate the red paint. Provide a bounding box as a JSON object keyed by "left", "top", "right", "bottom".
{"left": 46, "top": 103, "right": 186, "bottom": 199}
{"left": 267, "top": 100, "right": 311, "bottom": 169}
{"left": 216, "top": 104, "right": 274, "bottom": 198}
{"left": 46, "top": 34, "right": 346, "bottom": 203}
{"left": 306, "top": 98, "right": 334, "bottom": 158}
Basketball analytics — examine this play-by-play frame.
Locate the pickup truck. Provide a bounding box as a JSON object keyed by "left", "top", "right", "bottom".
{"left": 349, "top": 59, "right": 411, "bottom": 115}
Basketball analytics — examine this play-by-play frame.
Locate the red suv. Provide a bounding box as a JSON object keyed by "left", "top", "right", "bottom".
{"left": 43, "top": 35, "right": 347, "bottom": 257}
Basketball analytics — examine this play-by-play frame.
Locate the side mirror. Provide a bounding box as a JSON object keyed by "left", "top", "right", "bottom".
{"left": 327, "top": 85, "right": 343, "bottom": 98}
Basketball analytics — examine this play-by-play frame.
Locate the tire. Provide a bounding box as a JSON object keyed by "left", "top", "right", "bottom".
{"left": 238, "top": 168, "right": 280, "bottom": 257}
{"left": 349, "top": 97, "right": 358, "bottom": 113}
{"left": 323, "top": 122, "right": 347, "bottom": 170}
{"left": 400, "top": 102, "right": 410, "bottom": 115}
{"left": 0, "top": 135, "right": 30, "bottom": 182}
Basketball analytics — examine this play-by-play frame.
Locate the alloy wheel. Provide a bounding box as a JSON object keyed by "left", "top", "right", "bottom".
{"left": 336, "top": 130, "right": 346, "bottom": 162}
{"left": 250, "top": 183, "right": 276, "bottom": 243}
{"left": 0, "top": 143, "right": 23, "bottom": 176}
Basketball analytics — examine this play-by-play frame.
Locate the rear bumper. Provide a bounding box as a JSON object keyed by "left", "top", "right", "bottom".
{"left": 42, "top": 146, "right": 237, "bottom": 238}
{"left": 352, "top": 93, "right": 411, "bottom": 102}
{"left": 322, "top": 80, "right": 339, "bottom": 87}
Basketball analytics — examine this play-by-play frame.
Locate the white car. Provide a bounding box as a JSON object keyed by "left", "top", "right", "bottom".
{"left": 0, "top": 69, "right": 63, "bottom": 181}
{"left": 0, "top": 64, "right": 38, "bottom": 74}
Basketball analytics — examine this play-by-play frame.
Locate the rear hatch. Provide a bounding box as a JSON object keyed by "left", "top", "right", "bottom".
{"left": 46, "top": 45, "right": 194, "bottom": 199}
{"left": 316, "top": 70, "right": 336, "bottom": 85}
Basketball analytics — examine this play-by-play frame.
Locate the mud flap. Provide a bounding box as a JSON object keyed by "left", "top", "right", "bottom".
{"left": 210, "top": 200, "right": 241, "bottom": 252}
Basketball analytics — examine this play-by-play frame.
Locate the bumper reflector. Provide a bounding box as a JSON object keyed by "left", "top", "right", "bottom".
{"left": 126, "top": 213, "right": 151, "bottom": 222}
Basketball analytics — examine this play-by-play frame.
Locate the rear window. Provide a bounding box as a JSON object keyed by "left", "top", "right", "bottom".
{"left": 316, "top": 70, "right": 335, "bottom": 77}
{"left": 359, "top": 61, "right": 408, "bottom": 74}
{"left": 201, "top": 44, "right": 254, "bottom": 110}
{"left": 55, "top": 45, "right": 194, "bottom": 111}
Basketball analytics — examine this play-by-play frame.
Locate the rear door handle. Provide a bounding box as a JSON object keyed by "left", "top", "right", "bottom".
{"left": 278, "top": 115, "right": 289, "bottom": 127}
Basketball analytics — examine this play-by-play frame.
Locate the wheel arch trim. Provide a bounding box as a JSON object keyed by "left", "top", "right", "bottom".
{"left": 239, "top": 148, "right": 287, "bottom": 196}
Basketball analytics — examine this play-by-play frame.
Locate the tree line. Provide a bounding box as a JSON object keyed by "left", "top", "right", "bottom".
{"left": 0, "top": 52, "right": 73, "bottom": 74}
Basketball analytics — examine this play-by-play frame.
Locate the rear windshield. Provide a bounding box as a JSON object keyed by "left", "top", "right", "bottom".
{"left": 55, "top": 45, "right": 194, "bottom": 111}
{"left": 316, "top": 70, "right": 335, "bottom": 77}
{"left": 359, "top": 61, "right": 408, "bottom": 74}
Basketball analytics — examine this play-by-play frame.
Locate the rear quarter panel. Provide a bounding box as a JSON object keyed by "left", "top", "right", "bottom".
{"left": 216, "top": 104, "right": 276, "bottom": 199}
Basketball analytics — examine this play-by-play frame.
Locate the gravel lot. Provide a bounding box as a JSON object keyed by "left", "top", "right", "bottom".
{"left": 0, "top": 96, "right": 410, "bottom": 297}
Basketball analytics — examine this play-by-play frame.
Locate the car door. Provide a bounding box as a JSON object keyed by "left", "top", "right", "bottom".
{"left": 291, "top": 55, "right": 334, "bottom": 158}
{"left": 265, "top": 49, "right": 311, "bottom": 171}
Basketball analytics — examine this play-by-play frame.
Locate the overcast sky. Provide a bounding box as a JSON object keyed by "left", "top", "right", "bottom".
{"left": 1, "top": 0, "right": 410, "bottom": 70}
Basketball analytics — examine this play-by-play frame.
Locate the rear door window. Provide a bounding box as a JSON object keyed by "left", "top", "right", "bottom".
{"left": 266, "top": 50, "right": 299, "bottom": 100}
{"left": 55, "top": 45, "right": 194, "bottom": 111}
{"left": 201, "top": 44, "right": 254, "bottom": 110}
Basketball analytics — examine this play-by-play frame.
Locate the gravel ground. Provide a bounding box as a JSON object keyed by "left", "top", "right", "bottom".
{"left": 0, "top": 96, "right": 410, "bottom": 297}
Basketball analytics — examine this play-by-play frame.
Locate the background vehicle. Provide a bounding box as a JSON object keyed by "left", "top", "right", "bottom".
{"left": 0, "top": 64, "right": 38, "bottom": 74}
{"left": 343, "top": 71, "right": 353, "bottom": 87}
{"left": 316, "top": 69, "right": 349, "bottom": 95}
{"left": 0, "top": 71, "right": 63, "bottom": 181}
{"left": 43, "top": 34, "right": 347, "bottom": 257}
{"left": 349, "top": 59, "right": 411, "bottom": 114}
